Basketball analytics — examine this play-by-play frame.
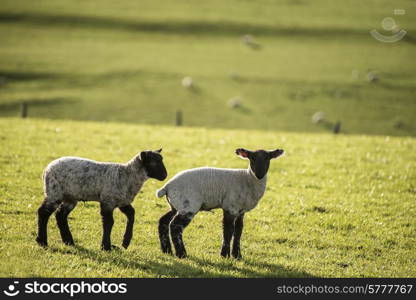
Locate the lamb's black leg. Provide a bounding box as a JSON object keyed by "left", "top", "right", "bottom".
{"left": 170, "top": 212, "right": 193, "bottom": 258}
{"left": 36, "top": 199, "right": 60, "bottom": 247}
{"left": 232, "top": 213, "right": 244, "bottom": 259}
{"left": 158, "top": 209, "right": 177, "bottom": 254}
{"left": 55, "top": 202, "right": 77, "bottom": 246}
{"left": 119, "top": 204, "right": 135, "bottom": 249}
{"left": 100, "top": 204, "right": 114, "bottom": 251}
{"left": 221, "top": 210, "right": 236, "bottom": 258}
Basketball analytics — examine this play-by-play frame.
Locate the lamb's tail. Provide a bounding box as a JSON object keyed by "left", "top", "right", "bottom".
{"left": 156, "top": 186, "right": 168, "bottom": 198}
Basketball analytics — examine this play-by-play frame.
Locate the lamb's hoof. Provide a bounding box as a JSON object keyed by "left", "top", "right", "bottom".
{"left": 161, "top": 246, "right": 173, "bottom": 255}
{"left": 36, "top": 237, "right": 48, "bottom": 248}
{"left": 122, "top": 237, "right": 132, "bottom": 249}
{"left": 101, "top": 244, "right": 119, "bottom": 251}
{"left": 63, "top": 240, "right": 75, "bottom": 246}
{"left": 176, "top": 251, "right": 187, "bottom": 259}
{"left": 160, "top": 239, "right": 172, "bottom": 254}
{"left": 232, "top": 250, "right": 242, "bottom": 260}
{"left": 221, "top": 248, "right": 230, "bottom": 258}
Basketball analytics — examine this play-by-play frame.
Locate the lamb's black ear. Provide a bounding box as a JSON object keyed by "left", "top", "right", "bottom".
{"left": 236, "top": 148, "right": 252, "bottom": 159}
{"left": 140, "top": 151, "right": 148, "bottom": 161}
{"left": 269, "top": 149, "right": 284, "bottom": 159}
{"left": 156, "top": 148, "right": 162, "bottom": 153}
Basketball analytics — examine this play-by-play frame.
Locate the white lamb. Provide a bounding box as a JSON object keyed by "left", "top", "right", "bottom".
{"left": 156, "top": 148, "right": 284, "bottom": 259}
{"left": 36, "top": 149, "right": 167, "bottom": 251}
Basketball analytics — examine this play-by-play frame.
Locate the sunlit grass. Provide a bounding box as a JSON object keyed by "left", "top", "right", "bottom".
{"left": 0, "top": 118, "right": 415, "bottom": 277}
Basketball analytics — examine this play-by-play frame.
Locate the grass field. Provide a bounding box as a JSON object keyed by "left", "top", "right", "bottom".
{"left": 1, "top": 0, "right": 415, "bottom": 279}
{"left": 0, "top": 118, "right": 415, "bottom": 277}
{"left": 1, "top": 0, "right": 416, "bottom": 136}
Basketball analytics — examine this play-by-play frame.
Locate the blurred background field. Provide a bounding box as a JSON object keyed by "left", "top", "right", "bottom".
{"left": 0, "top": 0, "right": 415, "bottom": 135}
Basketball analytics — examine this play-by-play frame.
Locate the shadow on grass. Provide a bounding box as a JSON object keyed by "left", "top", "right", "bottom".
{"left": 0, "top": 71, "right": 58, "bottom": 82}
{"left": 403, "top": 34, "right": 416, "bottom": 45}
{"left": 0, "top": 98, "right": 78, "bottom": 115}
{"left": 189, "top": 256, "right": 313, "bottom": 278}
{"left": 3, "top": 69, "right": 414, "bottom": 96}
{"left": 0, "top": 69, "right": 180, "bottom": 88}
{"left": 3, "top": 11, "right": 415, "bottom": 46}
{"left": 49, "top": 245, "right": 222, "bottom": 277}
{"left": 0, "top": 12, "right": 374, "bottom": 40}
{"left": 376, "top": 81, "right": 416, "bottom": 93}
{"left": 48, "top": 244, "right": 312, "bottom": 277}
{"left": 1, "top": 210, "right": 33, "bottom": 215}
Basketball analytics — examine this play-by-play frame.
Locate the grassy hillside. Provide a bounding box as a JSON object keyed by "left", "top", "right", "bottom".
{"left": 0, "top": 0, "right": 415, "bottom": 136}
{"left": 0, "top": 118, "right": 415, "bottom": 277}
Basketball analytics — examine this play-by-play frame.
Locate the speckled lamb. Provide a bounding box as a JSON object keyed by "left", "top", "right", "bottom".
{"left": 156, "top": 148, "right": 284, "bottom": 259}
{"left": 36, "top": 149, "right": 167, "bottom": 250}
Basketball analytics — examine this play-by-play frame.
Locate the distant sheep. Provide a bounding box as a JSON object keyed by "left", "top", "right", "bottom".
{"left": 241, "top": 34, "right": 261, "bottom": 50}
{"left": 312, "top": 111, "right": 325, "bottom": 124}
{"left": 36, "top": 149, "right": 167, "bottom": 250}
{"left": 182, "top": 76, "right": 193, "bottom": 88}
{"left": 156, "top": 148, "right": 284, "bottom": 259}
{"left": 228, "top": 97, "right": 242, "bottom": 109}
{"left": 366, "top": 70, "right": 379, "bottom": 83}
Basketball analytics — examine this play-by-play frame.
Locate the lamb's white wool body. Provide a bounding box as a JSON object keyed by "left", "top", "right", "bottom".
{"left": 156, "top": 148, "right": 284, "bottom": 259}
{"left": 37, "top": 149, "right": 167, "bottom": 250}
{"left": 44, "top": 156, "right": 148, "bottom": 208}
{"left": 157, "top": 167, "right": 266, "bottom": 216}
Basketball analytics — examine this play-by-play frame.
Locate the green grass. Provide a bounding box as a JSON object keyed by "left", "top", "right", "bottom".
{"left": 0, "top": 118, "right": 415, "bottom": 277}
{"left": 0, "top": 0, "right": 415, "bottom": 136}
{"left": 0, "top": 0, "right": 415, "bottom": 278}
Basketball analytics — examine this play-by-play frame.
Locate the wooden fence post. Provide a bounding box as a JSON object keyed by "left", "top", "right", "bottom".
{"left": 21, "top": 102, "right": 28, "bottom": 118}
{"left": 176, "top": 110, "right": 183, "bottom": 126}
{"left": 333, "top": 121, "right": 341, "bottom": 134}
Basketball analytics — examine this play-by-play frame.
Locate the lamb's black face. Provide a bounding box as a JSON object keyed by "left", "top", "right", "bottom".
{"left": 236, "top": 148, "right": 284, "bottom": 180}
{"left": 141, "top": 149, "right": 167, "bottom": 181}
